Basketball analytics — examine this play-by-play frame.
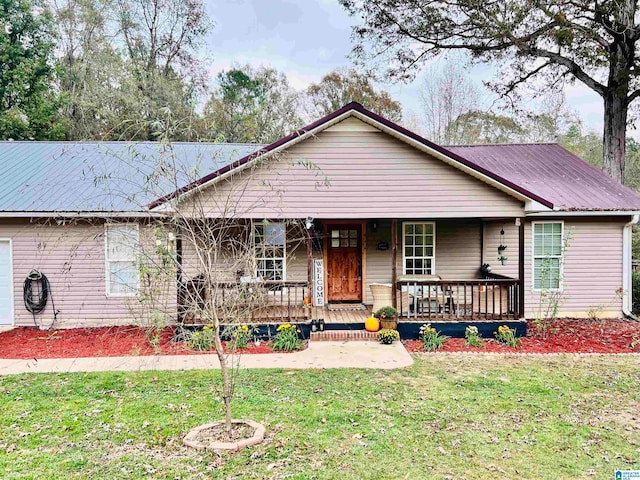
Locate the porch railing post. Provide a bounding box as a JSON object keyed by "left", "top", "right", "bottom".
{"left": 391, "top": 219, "right": 398, "bottom": 310}
{"left": 306, "top": 228, "right": 313, "bottom": 306}
{"left": 518, "top": 219, "right": 525, "bottom": 319}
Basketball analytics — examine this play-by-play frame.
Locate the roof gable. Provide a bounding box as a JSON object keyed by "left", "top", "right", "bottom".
{"left": 181, "top": 120, "right": 526, "bottom": 219}
{"left": 150, "top": 102, "right": 554, "bottom": 210}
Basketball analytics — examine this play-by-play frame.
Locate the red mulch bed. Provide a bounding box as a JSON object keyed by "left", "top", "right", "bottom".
{"left": 403, "top": 318, "right": 640, "bottom": 354}
{"left": 0, "top": 326, "right": 299, "bottom": 359}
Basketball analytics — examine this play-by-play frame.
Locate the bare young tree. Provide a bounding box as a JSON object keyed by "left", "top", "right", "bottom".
{"left": 419, "top": 62, "right": 485, "bottom": 144}
{"left": 92, "top": 124, "right": 321, "bottom": 438}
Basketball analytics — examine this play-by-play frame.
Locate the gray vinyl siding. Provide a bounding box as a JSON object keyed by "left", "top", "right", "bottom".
{"left": 0, "top": 219, "right": 176, "bottom": 328}
{"left": 363, "top": 219, "right": 482, "bottom": 304}
{"left": 193, "top": 118, "right": 526, "bottom": 219}
{"left": 524, "top": 217, "right": 625, "bottom": 318}
{"left": 483, "top": 221, "right": 519, "bottom": 278}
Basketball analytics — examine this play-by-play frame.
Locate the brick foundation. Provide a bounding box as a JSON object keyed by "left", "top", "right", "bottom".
{"left": 310, "top": 330, "right": 378, "bottom": 341}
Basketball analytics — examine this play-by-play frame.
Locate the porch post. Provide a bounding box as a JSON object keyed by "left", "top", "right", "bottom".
{"left": 518, "top": 218, "right": 525, "bottom": 319}
{"left": 306, "top": 228, "right": 313, "bottom": 304}
{"left": 391, "top": 219, "right": 398, "bottom": 309}
{"left": 175, "top": 224, "right": 184, "bottom": 322}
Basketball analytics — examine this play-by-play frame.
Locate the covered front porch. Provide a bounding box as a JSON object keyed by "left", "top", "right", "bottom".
{"left": 178, "top": 216, "right": 525, "bottom": 329}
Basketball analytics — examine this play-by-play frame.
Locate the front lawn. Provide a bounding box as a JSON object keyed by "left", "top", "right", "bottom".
{"left": 1, "top": 355, "right": 638, "bottom": 479}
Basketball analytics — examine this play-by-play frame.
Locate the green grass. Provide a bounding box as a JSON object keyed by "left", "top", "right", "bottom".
{"left": 1, "top": 354, "right": 639, "bottom": 479}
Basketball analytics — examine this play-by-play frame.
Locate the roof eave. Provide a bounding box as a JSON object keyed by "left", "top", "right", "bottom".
{"left": 526, "top": 209, "right": 640, "bottom": 217}
{"left": 0, "top": 210, "right": 161, "bottom": 218}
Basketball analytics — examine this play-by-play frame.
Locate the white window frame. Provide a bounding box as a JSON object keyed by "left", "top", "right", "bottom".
{"left": 0, "top": 238, "right": 14, "bottom": 326}
{"left": 253, "top": 221, "right": 286, "bottom": 281}
{"left": 402, "top": 221, "right": 436, "bottom": 275}
{"left": 105, "top": 223, "right": 140, "bottom": 297}
{"left": 531, "top": 221, "right": 565, "bottom": 292}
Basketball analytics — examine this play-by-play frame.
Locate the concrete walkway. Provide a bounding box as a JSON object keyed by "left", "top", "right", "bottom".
{"left": 0, "top": 341, "right": 413, "bottom": 375}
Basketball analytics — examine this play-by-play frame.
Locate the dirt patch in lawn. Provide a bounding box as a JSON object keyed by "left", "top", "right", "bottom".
{"left": 0, "top": 326, "right": 304, "bottom": 359}
{"left": 403, "top": 318, "right": 640, "bottom": 354}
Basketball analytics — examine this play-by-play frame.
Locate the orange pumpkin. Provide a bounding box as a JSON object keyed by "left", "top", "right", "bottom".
{"left": 365, "top": 317, "right": 381, "bottom": 332}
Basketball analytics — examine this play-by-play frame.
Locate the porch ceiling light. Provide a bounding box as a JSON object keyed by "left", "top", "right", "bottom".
{"left": 305, "top": 216, "right": 314, "bottom": 230}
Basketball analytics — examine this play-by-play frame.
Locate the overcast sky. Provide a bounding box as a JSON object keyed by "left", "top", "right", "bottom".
{"left": 204, "top": 0, "right": 605, "bottom": 135}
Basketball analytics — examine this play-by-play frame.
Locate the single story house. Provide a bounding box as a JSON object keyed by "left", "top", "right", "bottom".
{"left": 1, "top": 102, "right": 639, "bottom": 332}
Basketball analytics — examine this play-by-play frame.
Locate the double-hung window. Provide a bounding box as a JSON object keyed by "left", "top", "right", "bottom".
{"left": 105, "top": 224, "right": 139, "bottom": 296}
{"left": 403, "top": 222, "right": 435, "bottom": 275}
{"left": 254, "top": 222, "right": 285, "bottom": 281}
{"left": 532, "top": 222, "right": 563, "bottom": 290}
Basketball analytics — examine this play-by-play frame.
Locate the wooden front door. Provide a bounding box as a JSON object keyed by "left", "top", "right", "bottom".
{"left": 326, "top": 225, "right": 362, "bottom": 302}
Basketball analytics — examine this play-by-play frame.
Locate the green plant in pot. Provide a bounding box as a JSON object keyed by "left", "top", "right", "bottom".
{"left": 375, "top": 306, "right": 398, "bottom": 330}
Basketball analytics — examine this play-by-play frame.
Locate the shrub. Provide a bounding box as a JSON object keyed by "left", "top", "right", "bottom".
{"left": 494, "top": 325, "right": 519, "bottom": 348}
{"left": 187, "top": 324, "right": 216, "bottom": 351}
{"left": 377, "top": 328, "right": 400, "bottom": 344}
{"left": 230, "top": 324, "right": 254, "bottom": 350}
{"left": 272, "top": 324, "right": 303, "bottom": 351}
{"left": 420, "top": 323, "right": 448, "bottom": 351}
{"left": 375, "top": 306, "right": 398, "bottom": 320}
{"left": 464, "top": 325, "right": 484, "bottom": 347}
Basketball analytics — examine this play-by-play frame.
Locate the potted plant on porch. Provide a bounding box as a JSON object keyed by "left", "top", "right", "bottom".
{"left": 375, "top": 306, "right": 398, "bottom": 330}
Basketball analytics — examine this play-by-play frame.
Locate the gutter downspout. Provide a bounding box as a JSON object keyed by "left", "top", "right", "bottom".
{"left": 623, "top": 214, "right": 640, "bottom": 321}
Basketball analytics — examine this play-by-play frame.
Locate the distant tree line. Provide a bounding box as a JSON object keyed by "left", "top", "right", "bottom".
{"left": 2, "top": 0, "right": 640, "bottom": 187}
{"left": 0, "top": 0, "right": 402, "bottom": 143}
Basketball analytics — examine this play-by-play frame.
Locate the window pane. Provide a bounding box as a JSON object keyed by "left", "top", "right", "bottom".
{"left": 331, "top": 239, "right": 339, "bottom": 248}
{"left": 349, "top": 230, "right": 357, "bottom": 239}
{"left": 534, "top": 257, "right": 560, "bottom": 289}
{"left": 331, "top": 230, "right": 339, "bottom": 238}
{"left": 349, "top": 239, "right": 357, "bottom": 247}
{"left": 107, "top": 225, "right": 138, "bottom": 261}
{"left": 403, "top": 223, "right": 435, "bottom": 275}
{"left": 109, "top": 261, "right": 137, "bottom": 294}
{"left": 264, "top": 224, "right": 285, "bottom": 245}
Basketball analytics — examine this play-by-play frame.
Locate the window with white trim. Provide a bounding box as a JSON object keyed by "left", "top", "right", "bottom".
{"left": 254, "top": 222, "right": 285, "bottom": 281}
{"left": 403, "top": 222, "right": 435, "bottom": 275}
{"left": 105, "top": 224, "right": 139, "bottom": 296}
{"left": 532, "top": 222, "right": 563, "bottom": 290}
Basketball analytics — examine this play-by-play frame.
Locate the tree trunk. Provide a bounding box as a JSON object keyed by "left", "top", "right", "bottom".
{"left": 602, "top": 0, "right": 635, "bottom": 184}
{"left": 602, "top": 91, "right": 628, "bottom": 184}
{"left": 213, "top": 327, "right": 233, "bottom": 437}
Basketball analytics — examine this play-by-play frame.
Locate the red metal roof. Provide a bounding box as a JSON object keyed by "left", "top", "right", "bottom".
{"left": 446, "top": 143, "right": 640, "bottom": 211}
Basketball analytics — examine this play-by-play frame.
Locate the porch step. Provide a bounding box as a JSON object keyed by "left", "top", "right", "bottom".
{"left": 310, "top": 330, "right": 378, "bottom": 342}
